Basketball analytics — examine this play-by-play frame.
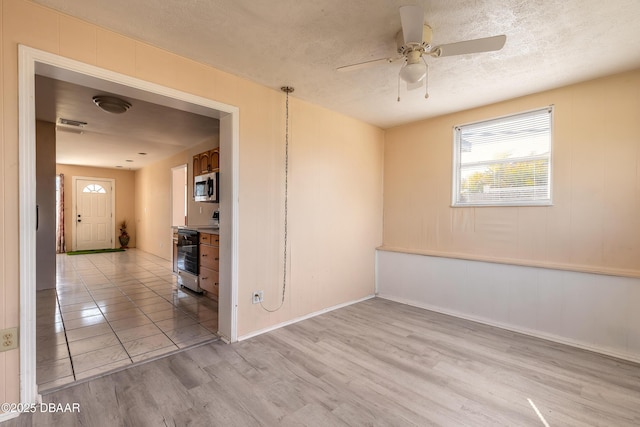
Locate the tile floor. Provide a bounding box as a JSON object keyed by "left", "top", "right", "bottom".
{"left": 36, "top": 249, "right": 219, "bottom": 392}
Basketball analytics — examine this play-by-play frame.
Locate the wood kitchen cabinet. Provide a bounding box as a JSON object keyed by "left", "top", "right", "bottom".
{"left": 199, "top": 232, "right": 219, "bottom": 300}
{"left": 192, "top": 147, "right": 220, "bottom": 176}
{"left": 198, "top": 151, "right": 210, "bottom": 174}
{"left": 192, "top": 155, "right": 200, "bottom": 176}
{"left": 209, "top": 148, "right": 219, "bottom": 171}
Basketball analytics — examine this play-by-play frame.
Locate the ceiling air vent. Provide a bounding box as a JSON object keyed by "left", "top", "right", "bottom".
{"left": 58, "top": 118, "right": 87, "bottom": 127}
{"left": 57, "top": 118, "right": 87, "bottom": 134}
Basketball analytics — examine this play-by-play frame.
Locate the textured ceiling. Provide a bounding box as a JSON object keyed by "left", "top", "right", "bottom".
{"left": 32, "top": 0, "right": 640, "bottom": 129}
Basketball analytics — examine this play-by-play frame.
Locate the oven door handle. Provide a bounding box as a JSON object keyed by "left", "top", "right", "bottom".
{"left": 177, "top": 243, "right": 197, "bottom": 248}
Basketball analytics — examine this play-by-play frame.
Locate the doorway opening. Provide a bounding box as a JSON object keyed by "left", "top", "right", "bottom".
{"left": 19, "top": 45, "right": 239, "bottom": 405}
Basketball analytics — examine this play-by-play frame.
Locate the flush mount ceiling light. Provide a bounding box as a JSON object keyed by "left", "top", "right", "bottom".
{"left": 92, "top": 95, "right": 132, "bottom": 114}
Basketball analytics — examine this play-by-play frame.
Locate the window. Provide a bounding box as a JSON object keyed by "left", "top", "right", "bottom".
{"left": 82, "top": 184, "right": 106, "bottom": 193}
{"left": 452, "top": 106, "right": 553, "bottom": 207}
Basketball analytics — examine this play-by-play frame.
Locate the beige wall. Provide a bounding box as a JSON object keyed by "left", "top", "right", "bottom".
{"left": 134, "top": 150, "right": 181, "bottom": 260}
{"left": 1, "top": 0, "right": 383, "bottom": 406}
{"left": 56, "top": 164, "right": 137, "bottom": 250}
{"left": 383, "top": 69, "right": 640, "bottom": 277}
{"left": 238, "top": 97, "right": 384, "bottom": 333}
{"left": 135, "top": 138, "right": 219, "bottom": 261}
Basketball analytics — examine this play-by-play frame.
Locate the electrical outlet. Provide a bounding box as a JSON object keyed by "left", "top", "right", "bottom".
{"left": 1, "top": 327, "right": 18, "bottom": 351}
{"left": 252, "top": 290, "right": 264, "bottom": 304}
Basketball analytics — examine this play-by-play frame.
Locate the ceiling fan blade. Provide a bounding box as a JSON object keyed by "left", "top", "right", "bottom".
{"left": 336, "top": 56, "right": 401, "bottom": 72}
{"left": 399, "top": 5, "right": 424, "bottom": 44}
{"left": 432, "top": 34, "right": 506, "bottom": 57}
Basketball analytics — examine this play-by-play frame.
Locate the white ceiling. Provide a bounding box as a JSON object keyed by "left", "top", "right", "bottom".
{"left": 32, "top": 0, "right": 640, "bottom": 131}
{"left": 36, "top": 76, "right": 220, "bottom": 170}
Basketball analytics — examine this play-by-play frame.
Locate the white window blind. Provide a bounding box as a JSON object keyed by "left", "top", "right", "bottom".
{"left": 453, "top": 106, "right": 553, "bottom": 206}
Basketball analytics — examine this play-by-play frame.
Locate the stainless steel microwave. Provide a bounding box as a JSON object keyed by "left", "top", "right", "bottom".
{"left": 194, "top": 172, "right": 218, "bottom": 203}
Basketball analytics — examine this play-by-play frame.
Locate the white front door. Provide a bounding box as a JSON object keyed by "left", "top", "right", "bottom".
{"left": 74, "top": 178, "right": 114, "bottom": 250}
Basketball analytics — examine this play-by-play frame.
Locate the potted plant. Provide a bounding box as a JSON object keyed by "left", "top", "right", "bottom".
{"left": 118, "top": 219, "right": 130, "bottom": 249}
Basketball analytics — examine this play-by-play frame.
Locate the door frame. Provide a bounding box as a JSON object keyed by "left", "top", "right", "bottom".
{"left": 72, "top": 176, "right": 116, "bottom": 251}
{"left": 18, "top": 45, "right": 240, "bottom": 406}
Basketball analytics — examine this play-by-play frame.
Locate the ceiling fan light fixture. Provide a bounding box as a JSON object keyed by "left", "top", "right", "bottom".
{"left": 399, "top": 61, "right": 426, "bottom": 84}
{"left": 399, "top": 49, "right": 426, "bottom": 84}
{"left": 92, "top": 95, "right": 132, "bottom": 114}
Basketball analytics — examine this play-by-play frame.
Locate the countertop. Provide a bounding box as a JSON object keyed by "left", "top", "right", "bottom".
{"left": 172, "top": 226, "right": 219, "bottom": 234}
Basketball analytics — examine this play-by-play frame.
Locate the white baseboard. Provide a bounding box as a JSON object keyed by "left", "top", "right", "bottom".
{"left": 0, "top": 411, "right": 20, "bottom": 423}
{"left": 238, "top": 294, "right": 375, "bottom": 341}
{"left": 378, "top": 293, "right": 640, "bottom": 365}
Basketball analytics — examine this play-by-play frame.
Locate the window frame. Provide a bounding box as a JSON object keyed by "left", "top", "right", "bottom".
{"left": 451, "top": 106, "right": 554, "bottom": 207}
{"left": 82, "top": 183, "right": 107, "bottom": 193}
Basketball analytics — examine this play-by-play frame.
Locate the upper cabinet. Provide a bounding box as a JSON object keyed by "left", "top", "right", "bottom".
{"left": 193, "top": 147, "right": 220, "bottom": 176}
{"left": 198, "top": 151, "right": 210, "bottom": 174}
{"left": 210, "top": 149, "right": 219, "bottom": 172}
{"left": 192, "top": 155, "right": 199, "bottom": 176}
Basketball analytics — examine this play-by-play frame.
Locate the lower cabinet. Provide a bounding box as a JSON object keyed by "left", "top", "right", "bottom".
{"left": 199, "top": 266, "right": 219, "bottom": 298}
{"left": 199, "top": 232, "right": 219, "bottom": 300}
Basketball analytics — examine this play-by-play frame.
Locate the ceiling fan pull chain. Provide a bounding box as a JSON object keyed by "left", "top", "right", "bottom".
{"left": 397, "top": 73, "right": 401, "bottom": 102}
{"left": 261, "top": 86, "right": 294, "bottom": 313}
{"left": 281, "top": 88, "right": 290, "bottom": 306}
{"left": 423, "top": 58, "right": 429, "bottom": 99}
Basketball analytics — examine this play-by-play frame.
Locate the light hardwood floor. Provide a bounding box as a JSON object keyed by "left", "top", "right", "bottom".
{"left": 7, "top": 298, "right": 640, "bottom": 426}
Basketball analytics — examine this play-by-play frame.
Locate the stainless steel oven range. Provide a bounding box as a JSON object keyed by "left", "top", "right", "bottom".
{"left": 176, "top": 228, "right": 202, "bottom": 292}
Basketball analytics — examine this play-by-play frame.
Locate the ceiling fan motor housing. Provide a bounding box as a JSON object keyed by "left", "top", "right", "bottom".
{"left": 396, "top": 24, "right": 433, "bottom": 55}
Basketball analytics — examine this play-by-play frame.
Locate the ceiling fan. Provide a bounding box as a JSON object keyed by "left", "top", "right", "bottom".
{"left": 337, "top": 5, "right": 506, "bottom": 100}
